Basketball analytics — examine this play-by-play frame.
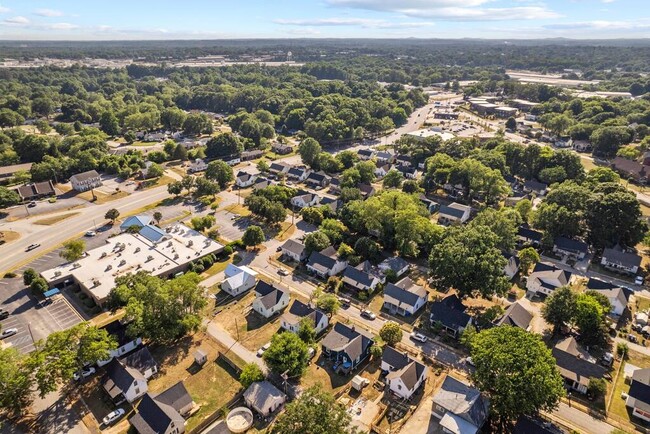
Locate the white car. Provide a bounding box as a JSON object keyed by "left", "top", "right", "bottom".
{"left": 278, "top": 268, "right": 289, "bottom": 276}
{"left": 85, "top": 230, "right": 97, "bottom": 237}
{"left": 464, "top": 357, "right": 475, "bottom": 367}
{"left": 102, "top": 408, "right": 125, "bottom": 426}
{"left": 73, "top": 366, "right": 96, "bottom": 381}
{"left": 257, "top": 342, "right": 271, "bottom": 357}
{"left": 636, "top": 276, "right": 644, "bottom": 286}
{"left": 360, "top": 310, "right": 376, "bottom": 320}
{"left": 410, "top": 332, "right": 428, "bottom": 343}
{"left": 0, "top": 328, "right": 17, "bottom": 339}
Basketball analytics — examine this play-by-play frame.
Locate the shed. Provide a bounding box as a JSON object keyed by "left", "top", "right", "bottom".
{"left": 351, "top": 375, "right": 369, "bottom": 391}
{"left": 195, "top": 348, "right": 208, "bottom": 366}
{"left": 637, "top": 312, "right": 649, "bottom": 326}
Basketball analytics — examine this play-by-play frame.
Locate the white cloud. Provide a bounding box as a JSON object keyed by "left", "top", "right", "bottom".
{"left": 275, "top": 17, "right": 435, "bottom": 28}
{"left": 543, "top": 19, "right": 650, "bottom": 31}
{"left": 34, "top": 8, "right": 64, "bottom": 17}
{"left": 0, "top": 5, "right": 10, "bottom": 14}
{"left": 325, "top": 0, "right": 560, "bottom": 21}
{"left": 3, "top": 16, "right": 29, "bottom": 26}
{"left": 46, "top": 22, "right": 79, "bottom": 30}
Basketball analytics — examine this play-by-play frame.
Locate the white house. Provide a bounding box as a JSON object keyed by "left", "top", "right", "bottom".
{"left": 437, "top": 202, "right": 471, "bottom": 226}
{"left": 626, "top": 368, "right": 650, "bottom": 422}
{"left": 306, "top": 246, "right": 348, "bottom": 278}
{"left": 382, "top": 346, "right": 428, "bottom": 400}
{"left": 552, "top": 337, "right": 607, "bottom": 394}
{"left": 432, "top": 376, "right": 489, "bottom": 434}
{"left": 383, "top": 277, "right": 427, "bottom": 317}
{"left": 221, "top": 264, "right": 258, "bottom": 297}
{"left": 70, "top": 170, "right": 102, "bottom": 192}
{"left": 374, "top": 163, "right": 394, "bottom": 178}
{"left": 235, "top": 171, "right": 257, "bottom": 188}
{"left": 280, "top": 239, "right": 307, "bottom": 262}
{"left": 252, "top": 281, "right": 290, "bottom": 319}
{"left": 379, "top": 257, "right": 410, "bottom": 278}
{"left": 221, "top": 155, "right": 241, "bottom": 166}
{"left": 290, "top": 192, "right": 319, "bottom": 209}
{"left": 281, "top": 299, "right": 329, "bottom": 335}
{"left": 553, "top": 237, "right": 588, "bottom": 260}
{"left": 503, "top": 252, "right": 520, "bottom": 280}
{"left": 104, "top": 359, "right": 149, "bottom": 404}
{"left": 586, "top": 278, "right": 629, "bottom": 317}
{"left": 188, "top": 158, "right": 208, "bottom": 173}
{"left": 97, "top": 321, "right": 143, "bottom": 367}
{"left": 287, "top": 166, "right": 310, "bottom": 182}
{"left": 526, "top": 262, "right": 573, "bottom": 296}
{"left": 244, "top": 381, "right": 286, "bottom": 417}
{"left": 122, "top": 347, "right": 158, "bottom": 379}
{"left": 601, "top": 247, "right": 642, "bottom": 275}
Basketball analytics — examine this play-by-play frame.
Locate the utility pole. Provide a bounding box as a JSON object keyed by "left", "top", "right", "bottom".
{"left": 27, "top": 322, "right": 35, "bottom": 345}
{"left": 234, "top": 318, "right": 241, "bottom": 342}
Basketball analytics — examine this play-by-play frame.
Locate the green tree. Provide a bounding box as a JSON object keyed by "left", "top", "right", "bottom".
{"left": 205, "top": 133, "right": 243, "bottom": 159}
{"left": 304, "top": 231, "right": 330, "bottom": 253}
{"left": 471, "top": 327, "right": 565, "bottom": 428}
{"left": 0, "top": 186, "right": 21, "bottom": 208}
{"left": 298, "top": 137, "right": 322, "bottom": 167}
{"left": 0, "top": 347, "right": 35, "bottom": 415}
{"left": 586, "top": 184, "right": 645, "bottom": 249}
{"left": 263, "top": 332, "right": 309, "bottom": 378}
{"left": 99, "top": 111, "right": 120, "bottom": 136}
{"left": 505, "top": 117, "right": 517, "bottom": 131}
{"left": 379, "top": 322, "right": 403, "bottom": 346}
{"left": 23, "top": 268, "right": 38, "bottom": 286}
{"left": 60, "top": 239, "right": 86, "bottom": 262}
{"left": 542, "top": 286, "right": 577, "bottom": 335}
{"left": 382, "top": 170, "right": 404, "bottom": 189}
{"left": 354, "top": 237, "right": 381, "bottom": 261}
{"left": 588, "top": 377, "right": 607, "bottom": 399}
{"left": 239, "top": 363, "right": 265, "bottom": 389}
{"left": 257, "top": 160, "right": 269, "bottom": 173}
{"left": 428, "top": 225, "right": 509, "bottom": 298}
{"left": 153, "top": 211, "right": 163, "bottom": 225}
{"left": 459, "top": 324, "right": 477, "bottom": 351}
{"left": 205, "top": 160, "right": 234, "bottom": 189}
{"left": 316, "top": 293, "right": 340, "bottom": 317}
{"left": 297, "top": 317, "right": 317, "bottom": 344}
{"left": 575, "top": 293, "right": 607, "bottom": 346}
{"left": 518, "top": 247, "right": 540, "bottom": 276}
{"left": 514, "top": 199, "right": 533, "bottom": 223}
{"left": 242, "top": 225, "right": 265, "bottom": 248}
{"left": 301, "top": 207, "right": 324, "bottom": 226}
{"left": 168, "top": 181, "right": 183, "bottom": 196}
{"left": 30, "top": 277, "right": 49, "bottom": 293}
{"left": 190, "top": 215, "right": 216, "bottom": 232}
{"left": 270, "top": 385, "right": 355, "bottom": 434}
{"left": 105, "top": 208, "right": 120, "bottom": 224}
{"left": 469, "top": 208, "right": 521, "bottom": 251}
{"left": 172, "top": 143, "right": 189, "bottom": 161}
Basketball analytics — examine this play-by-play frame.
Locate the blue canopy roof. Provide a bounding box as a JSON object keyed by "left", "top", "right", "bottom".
{"left": 43, "top": 288, "right": 60, "bottom": 298}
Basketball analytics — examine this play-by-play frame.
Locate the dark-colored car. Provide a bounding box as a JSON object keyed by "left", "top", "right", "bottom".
{"left": 25, "top": 243, "right": 41, "bottom": 251}
{"left": 0, "top": 311, "right": 9, "bottom": 320}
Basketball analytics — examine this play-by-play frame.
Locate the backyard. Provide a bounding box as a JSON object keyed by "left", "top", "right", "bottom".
{"left": 609, "top": 348, "right": 650, "bottom": 431}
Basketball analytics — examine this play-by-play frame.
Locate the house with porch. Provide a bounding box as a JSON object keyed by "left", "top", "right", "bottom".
{"left": 287, "top": 166, "right": 310, "bottom": 182}
{"left": 129, "top": 381, "right": 195, "bottom": 434}
{"left": 429, "top": 295, "right": 471, "bottom": 338}
{"left": 342, "top": 264, "right": 382, "bottom": 294}
{"left": 188, "top": 158, "right": 208, "bottom": 173}
{"left": 306, "top": 171, "right": 331, "bottom": 189}
{"left": 601, "top": 247, "right": 642, "bottom": 275}
{"left": 437, "top": 203, "right": 471, "bottom": 226}
{"left": 281, "top": 299, "right": 329, "bottom": 335}
{"left": 280, "top": 239, "right": 307, "bottom": 262}
{"left": 523, "top": 179, "right": 548, "bottom": 196}
{"left": 290, "top": 192, "right": 320, "bottom": 209}
{"left": 382, "top": 346, "right": 428, "bottom": 400}
{"left": 553, "top": 237, "right": 588, "bottom": 260}
{"left": 626, "top": 368, "right": 650, "bottom": 422}
{"left": 586, "top": 278, "right": 630, "bottom": 317}
{"left": 252, "top": 281, "right": 290, "bottom": 319}
{"left": 526, "top": 262, "right": 573, "bottom": 297}
{"left": 552, "top": 337, "right": 607, "bottom": 394}
{"left": 379, "top": 256, "right": 410, "bottom": 278}
{"left": 432, "top": 376, "right": 489, "bottom": 434}
{"left": 321, "top": 323, "right": 374, "bottom": 373}
{"left": 383, "top": 277, "right": 427, "bottom": 317}
{"left": 244, "top": 381, "right": 286, "bottom": 417}
{"left": 236, "top": 171, "right": 257, "bottom": 188}
{"left": 306, "top": 246, "right": 347, "bottom": 278}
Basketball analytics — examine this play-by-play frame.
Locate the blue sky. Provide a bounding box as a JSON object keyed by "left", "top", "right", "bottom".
{"left": 0, "top": 1, "right": 647, "bottom": 40}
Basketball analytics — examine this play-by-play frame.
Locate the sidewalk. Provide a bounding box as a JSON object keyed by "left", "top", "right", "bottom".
{"left": 204, "top": 320, "right": 267, "bottom": 373}
{"left": 545, "top": 402, "right": 616, "bottom": 434}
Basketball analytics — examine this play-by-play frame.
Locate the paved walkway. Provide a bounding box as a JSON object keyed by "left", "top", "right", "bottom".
{"left": 204, "top": 320, "right": 267, "bottom": 373}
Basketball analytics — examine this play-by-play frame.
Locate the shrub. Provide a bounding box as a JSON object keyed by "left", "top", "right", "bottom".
{"left": 222, "top": 245, "right": 234, "bottom": 256}
{"left": 4, "top": 272, "right": 17, "bottom": 279}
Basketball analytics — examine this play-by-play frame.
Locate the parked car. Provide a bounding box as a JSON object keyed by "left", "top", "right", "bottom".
{"left": 257, "top": 342, "right": 271, "bottom": 357}
{"left": 307, "top": 347, "right": 316, "bottom": 360}
{"left": 102, "top": 408, "right": 126, "bottom": 426}
{"left": 628, "top": 334, "right": 639, "bottom": 343}
{"left": 0, "top": 328, "right": 18, "bottom": 339}
{"left": 277, "top": 268, "right": 289, "bottom": 276}
{"left": 28, "top": 201, "right": 37, "bottom": 207}
{"left": 410, "top": 332, "right": 428, "bottom": 343}
{"left": 636, "top": 276, "right": 644, "bottom": 286}
{"left": 0, "top": 311, "right": 9, "bottom": 320}
{"left": 73, "top": 366, "right": 96, "bottom": 381}
{"left": 25, "top": 243, "right": 41, "bottom": 251}
{"left": 85, "top": 230, "right": 97, "bottom": 237}
{"left": 338, "top": 297, "right": 351, "bottom": 308}
{"left": 276, "top": 246, "right": 283, "bottom": 252}
{"left": 360, "top": 310, "right": 376, "bottom": 320}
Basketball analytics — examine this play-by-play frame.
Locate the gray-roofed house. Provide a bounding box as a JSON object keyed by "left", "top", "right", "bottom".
{"left": 378, "top": 256, "right": 410, "bottom": 278}
{"left": 129, "top": 392, "right": 186, "bottom": 434}
{"left": 626, "top": 368, "right": 650, "bottom": 422}
{"left": 243, "top": 381, "right": 286, "bottom": 417}
{"left": 16, "top": 181, "right": 56, "bottom": 201}
{"left": 281, "top": 299, "right": 329, "bottom": 335}
{"left": 553, "top": 237, "right": 588, "bottom": 260}
{"left": 290, "top": 191, "right": 319, "bottom": 209}
{"left": 306, "top": 171, "right": 331, "bottom": 188}
{"left": 281, "top": 239, "right": 307, "bottom": 262}
{"left": 221, "top": 264, "right": 258, "bottom": 297}
{"left": 496, "top": 302, "right": 533, "bottom": 331}
{"left": 552, "top": 337, "right": 607, "bottom": 394}
{"left": 253, "top": 177, "right": 273, "bottom": 191}
{"left": 383, "top": 277, "right": 428, "bottom": 317}
{"left": 586, "top": 278, "right": 629, "bottom": 317}
{"left": 517, "top": 225, "right": 543, "bottom": 247}
{"left": 523, "top": 179, "right": 548, "bottom": 196}
{"left": 271, "top": 142, "right": 293, "bottom": 155}
{"left": 432, "top": 376, "right": 489, "bottom": 434}
{"left": 342, "top": 264, "right": 382, "bottom": 294}
{"left": 396, "top": 164, "right": 418, "bottom": 179}
{"left": 375, "top": 151, "right": 395, "bottom": 164}
{"left": 374, "top": 163, "right": 394, "bottom": 178}
{"left": 236, "top": 171, "right": 257, "bottom": 188}
{"left": 357, "top": 148, "right": 375, "bottom": 160}
{"left": 601, "top": 247, "right": 642, "bottom": 275}
{"left": 241, "top": 150, "right": 263, "bottom": 161}
{"left": 154, "top": 381, "right": 195, "bottom": 417}
{"left": 252, "top": 281, "right": 290, "bottom": 319}
{"left": 321, "top": 322, "right": 374, "bottom": 372}
{"left": 122, "top": 346, "right": 158, "bottom": 379}
{"left": 357, "top": 183, "right": 376, "bottom": 199}
{"left": 381, "top": 346, "right": 428, "bottom": 400}
{"left": 438, "top": 202, "right": 471, "bottom": 226}
{"left": 103, "top": 359, "right": 149, "bottom": 404}
{"left": 429, "top": 295, "right": 472, "bottom": 338}
{"left": 320, "top": 196, "right": 341, "bottom": 213}
{"left": 269, "top": 162, "right": 290, "bottom": 175}
{"left": 306, "top": 246, "right": 348, "bottom": 278}
{"left": 70, "top": 170, "right": 102, "bottom": 192}
{"left": 526, "top": 262, "right": 573, "bottom": 297}
{"left": 287, "top": 166, "right": 310, "bottom": 182}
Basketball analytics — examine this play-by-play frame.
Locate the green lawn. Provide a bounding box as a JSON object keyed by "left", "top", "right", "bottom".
{"left": 609, "top": 350, "right": 650, "bottom": 430}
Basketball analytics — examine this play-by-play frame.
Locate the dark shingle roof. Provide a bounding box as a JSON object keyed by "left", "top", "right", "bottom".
{"left": 130, "top": 393, "right": 183, "bottom": 434}
{"left": 552, "top": 338, "right": 607, "bottom": 386}
{"left": 281, "top": 239, "right": 305, "bottom": 256}
{"left": 524, "top": 179, "right": 548, "bottom": 192}
{"left": 433, "top": 376, "right": 489, "bottom": 428}
{"left": 122, "top": 347, "right": 157, "bottom": 374}
{"left": 342, "top": 265, "right": 376, "bottom": 290}
{"left": 70, "top": 170, "right": 100, "bottom": 182}
{"left": 629, "top": 369, "right": 650, "bottom": 409}
{"left": 602, "top": 247, "right": 642, "bottom": 269}
{"left": 439, "top": 204, "right": 466, "bottom": 219}
{"left": 383, "top": 346, "right": 426, "bottom": 391}
{"left": 553, "top": 237, "right": 588, "bottom": 254}
{"left": 105, "top": 359, "right": 144, "bottom": 396}
{"left": 384, "top": 280, "right": 427, "bottom": 309}
{"left": 154, "top": 381, "right": 193, "bottom": 413}
{"left": 496, "top": 302, "right": 533, "bottom": 330}
{"left": 430, "top": 295, "right": 471, "bottom": 331}
{"left": 321, "top": 322, "right": 373, "bottom": 360}
{"left": 282, "top": 299, "right": 326, "bottom": 327}
{"left": 307, "top": 249, "right": 337, "bottom": 272}
{"left": 518, "top": 225, "right": 543, "bottom": 242}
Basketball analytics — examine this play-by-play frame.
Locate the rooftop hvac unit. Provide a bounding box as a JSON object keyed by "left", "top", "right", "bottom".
{"left": 119, "top": 259, "right": 126, "bottom": 266}
{"left": 54, "top": 271, "right": 61, "bottom": 277}
{"left": 100, "top": 252, "right": 107, "bottom": 258}
{"left": 135, "top": 247, "right": 141, "bottom": 253}
{"left": 106, "top": 265, "right": 112, "bottom": 271}
{"left": 187, "top": 240, "right": 193, "bottom": 247}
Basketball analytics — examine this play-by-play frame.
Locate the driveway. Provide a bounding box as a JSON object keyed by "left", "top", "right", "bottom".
{"left": 205, "top": 320, "right": 267, "bottom": 373}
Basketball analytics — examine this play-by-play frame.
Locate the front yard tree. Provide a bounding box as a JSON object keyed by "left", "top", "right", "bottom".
{"left": 153, "top": 211, "right": 163, "bottom": 225}
{"left": 379, "top": 322, "right": 403, "bottom": 347}
{"left": 505, "top": 117, "right": 517, "bottom": 131}
{"left": 105, "top": 208, "right": 120, "bottom": 224}
{"left": 0, "top": 347, "right": 35, "bottom": 415}
{"left": 205, "top": 160, "right": 234, "bottom": 190}
{"left": 263, "top": 333, "right": 309, "bottom": 378}
{"left": 304, "top": 231, "right": 330, "bottom": 253}
{"left": 517, "top": 247, "right": 540, "bottom": 275}
{"left": 471, "top": 327, "right": 565, "bottom": 429}
{"left": 167, "top": 181, "right": 183, "bottom": 196}
{"left": 60, "top": 239, "right": 85, "bottom": 262}
{"left": 297, "top": 317, "right": 316, "bottom": 344}
{"left": 298, "top": 137, "right": 322, "bottom": 167}
{"left": 239, "top": 363, "right": 265, "bottom": 389}
{"left": 316, "top": 293, "right": 340, "bottom": 317}
{"left": 541, "top": 286, "right": 577, "bottom": 335}
{"left": 22, "top": 268, "right": 38, "bottom": 286}
{"left": 271, "top": 385, "right": 354, "bottom": 434}
{"left": 242, "top": 225, "right": 265, "bottom": 249}
{"left": 382, "top": 169, "right": 404, "bottom": 189}
{"left": 575, "top": 293, "right": 608, "bottom": 346}
{"left": 428, "top": 225, "right": 509, "bottom": 298}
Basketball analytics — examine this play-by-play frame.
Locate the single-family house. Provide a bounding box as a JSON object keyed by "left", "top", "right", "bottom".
{"left": 374, "top": 163, "right": 394, "bottom": 178}
{"left": 271, "top": 142, "right": 293, "bottom": 155}
{"left": 396, "top": 164, "right": 418, "bottom": 179}
{"left": 16, "top": 181, "right": 56, "bottom": 201}
{"left": 244, "top": 381, "right": 286, "bottom": 417}
{"left": 269, "top": 162, "right": 290, "bottom": 176}
{"left": 342, "top": 264, "right": 382, "bottom": 294}
{"left": 221, "top": 264, "right": 258, "bottom": 296}
{"left": 70, "top": 170, "right": 102, "bottom": 192}
{"left": 305, "top": 171, "right": 331, "bottom": 188}
{"left": 429, "top": 295, "right": 471, "bottom": 338}
{"left": 104, "top": 359, "right": 149, "bottom": 404}
{"left": 526, "top": 262, "right": 573, "bottom": 296}
{"left": 438, "top": 203, "right": 471, "bottom": 226}
{"left": 395, "top": 155, "right": 412, "bottom": 167}
{"left": 235, "top": 171, "right": 257, "bottom": 188}
{"left": 281, "top": 299, "right": 329, "bottom": 335}
{"left": 281, "top": 239, "right": 307, "bottom": 262}
{"left": 241, "top": 150, "right": 263, "bottom": 161}
{"left": 320, "top": 197, "right": 341, "bottom": 213}
{"left": 378, "top": 256, "right": 410, "bottom": 278}
{"left": 0, "top": 162, "right": 32, "bottom": 181}
{"left": 626, "top": 368, "right": 650, "bottom": 422}
{"left": 122, "top": 347, "right": 158, "bottom": 379}
{"left": 382, "top": 346, "right": 428, "bottom": 400}
{"left": 357, "top": 183, "right": 375, "bottom": 199}
{"left": 383, "top": 277, "right": 428, "bottom": 317}
{"left": 375, "top": 151, "right": 395, "bottom": 164}
{"left": 611, "top": 157, "right": 648, "bottom": 184}
{"left": 321, "top": 323, "right": 374, "bottom": 372}
{"left": 573, "top": 140, "right": 592, "bottom": 152}
{"left": 153, "top": 381, "right": 195, "bottom": 418}
{"left": 586, "top": 278, "right": 629, "bottom": 317}
{"left": 143, "top": 132, "right": 167, "bottom": 142}
{"left": 495, "top": 302, "right": 533, "bottom": 331}
{"left": 253, "top": 177, "right": 272, "bottom": 191}
{"left": 419, "top": 194, "right": 440, "bottom": 214}
{"left": 553, "top": 237, "right": 588, "bottom": 260}
{"left": 252, "top": 281, "right": 290, "bottom": 318}
{"left": 287, "top": 166, "right": 310, "bottom": 182}
{"left": 503, "top": 252, "right": 520, "bottom": 280}
{"left": 432, "top": 376, "right": 490, "bottom": 434}
{"left": 188, "top": 158, "right": 208, "bottom": 173}
{"left": 306, "top": 246, "right": 348, "bottom": 278}
{"left": 120, "top": 215, "right": 153, "bottom": 232}
{"left": 357, "top": 148, "right": 375, "bottom": 160}
{"left": 517, "top": 225, "right": 543, "bottom": 247}
{"left": 219, "top": 155, "right": 241, "bottom": 166}
{"left": 601, "top": 247, "right": 642, "bottom": 275}
{"left": 129, "top": 393, "right": 186, "bottom": 434}
{"left": 97, "top": 321, "right": 143, "bottom": 367}
{"left": 291, "top": 192, "right": 319, "bottom": 209}
{"left": 552, "top": 337, "right": 607, "bottom": 394}
{"left": 523, "top": 179, "right": 548, "bottom": 196}
{"left": 329, "top": 177, "right": 341, "bottom": 193}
